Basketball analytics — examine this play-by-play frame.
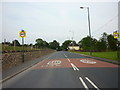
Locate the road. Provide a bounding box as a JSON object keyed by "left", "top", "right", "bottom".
{"left": 2, "top": 51, "right": 119, "bottom": 89}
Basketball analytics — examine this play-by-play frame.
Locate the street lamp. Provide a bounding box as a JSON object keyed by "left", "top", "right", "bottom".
{"left": 69, "top": 30, "right": 74, "bottom": 50}
{"left": 69, "top": 30, "right": 74, "bottom": 41}
{"left": 80, "top": 7, "right": 92, "bottom": 55}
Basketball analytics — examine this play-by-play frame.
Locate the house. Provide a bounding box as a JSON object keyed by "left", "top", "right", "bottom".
{"left": 68, "top": 43, "right": 80, "bottom": 51}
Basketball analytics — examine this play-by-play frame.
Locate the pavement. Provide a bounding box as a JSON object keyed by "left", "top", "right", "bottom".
{"left": 2, "top": 53, "right": 55, "bottom": 80}
{"left": 2, "top": 51, "right": 120, "bottom": 89}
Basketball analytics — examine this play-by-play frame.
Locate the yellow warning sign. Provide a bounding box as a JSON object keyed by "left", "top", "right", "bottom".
{"left": 19, "top": 30, "right": 26, "bottom": 38}
{"left": 113, "top": 32, "right": 120, "bottom": 38}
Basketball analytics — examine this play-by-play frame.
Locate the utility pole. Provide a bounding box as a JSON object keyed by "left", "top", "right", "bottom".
{"left": 80, "top": 7, "right": 92, "bottom": 55}
{"left": 69, "top": 31, "right": 74, "bottom": 51}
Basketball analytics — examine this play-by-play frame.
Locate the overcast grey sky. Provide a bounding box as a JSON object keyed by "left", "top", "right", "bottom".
{"left": 1, "top": 0, "right": 119, "bottom": 45}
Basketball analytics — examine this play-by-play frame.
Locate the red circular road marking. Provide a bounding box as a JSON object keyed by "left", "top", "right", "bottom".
{"left": 32, "top": 58, "right": 119, "bottom": 70}
{"left": 70, "top": 58, "right": 119, "bottom": 68}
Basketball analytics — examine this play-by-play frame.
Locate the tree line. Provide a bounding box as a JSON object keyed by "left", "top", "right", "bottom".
{"left": 79, "top": 32, "right": 118, "bottom": 51}
{"left": 61, "top": 32, "right": 119, "bottom": 51}
{"left": 2, "top": 32, "right": 119, "bottom": 51}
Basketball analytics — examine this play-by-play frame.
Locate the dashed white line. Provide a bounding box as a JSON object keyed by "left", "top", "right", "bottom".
{"left": 64, "top": 54, "right": 79, "bottom": 71}
{"left": 79, "top": 77, "right": 89, "bottom": 90}
{"left": 85, "top": 77, "right": 100, "bottom": 90}
{"left": 67, "top": 59, "right": 70, "bottom": 62}
{"left": 70, "top": 63, "right": 79, "bottom": 71}
{"left": 64, "top": 54, "right": 67, "bottom": 57}
{"left": 64, "top": 54, "right": 71, "bottom": 62}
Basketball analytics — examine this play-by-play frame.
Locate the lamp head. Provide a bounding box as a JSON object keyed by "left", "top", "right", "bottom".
{"left": 80, "top": 7, "right": 84, "bottom": 9}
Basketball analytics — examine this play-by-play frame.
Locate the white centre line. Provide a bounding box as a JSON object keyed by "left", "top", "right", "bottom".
{"left": 64, "top": 54, "right": 67, "bottom": 57}
{"left": 85, "top": 77, "right": 100, "bottom": 90}
{"left": 64, "top": 54, "right": 71, "bottom": 62}
{"left": 79, "top": 77, "right": 89, "bottom": 90}
{"left": 67, "top": 58, "right": 71, "bottom": 62}
{"left": 64, "top": 54, "right": 79, "bottom": 71}
{"left": 70, "top": 63, "right": 79, "bottom": 71}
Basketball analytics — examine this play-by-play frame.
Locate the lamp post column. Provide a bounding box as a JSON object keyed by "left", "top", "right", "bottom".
{"left": 87, "top": 7, "right": 92, "bottom": 55}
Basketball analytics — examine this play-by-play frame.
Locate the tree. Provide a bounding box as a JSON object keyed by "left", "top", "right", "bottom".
{"left": 96, "top": 39, "right": 107, "bottom": 51}
{"left": 2, "top": 41, "right": 11, "bottom": 45}
{"left": 35, "top": 38, "right": 44, "bottom": 48}
{"left": 12, "top": 40, "right": 20, "bottom": 46}
{"left": 95, "top": 33, "right": 108, "bottom": 51}
{"left": 107, "top": 34, "right": 117, "bottom": 51}
{"left": 43, "top": 41, "right": 49, "bottom": 48}
{"left": 35, "top": 38, "right": 50, "bottom": 48}
{"left": 49, "top": 40, "right": 59, "bottom": 50}
{"left": 79, "top": 36, "right": 98, "bottom": 51}
{"left": 79, "top": 36, "right": 92, "bottom": 50}
{"left": 99, "top": 32, "right": 107, "bottom": 50}
{"left": 61, "top": 40, "right": 72, "bottom": 50}
{"left": 102, "top": 32, "right": 107, "bottom": 42}
{"left": 29, "top": 43, "right": 33, "bottom": 46}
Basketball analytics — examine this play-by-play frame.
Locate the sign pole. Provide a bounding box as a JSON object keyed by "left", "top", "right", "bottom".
{"left": 22, "top": 37, "right": 24, "bottom": 62}
{"left": 113, "top": 31, "right": 120, "bottom": 59}
{"left": 19, "top": 30, "right": 26, "bottom": 63}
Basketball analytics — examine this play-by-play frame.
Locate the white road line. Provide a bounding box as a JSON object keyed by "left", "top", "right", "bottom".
{"left": 85, "top": 77, "right": 100, "bottom": 90}
{"left": 71, "top": 65, "right": 76, "bottom": 70}
{"left": 67, "top": 59, "right": 70, "bottom": 62}
{"left": 64, "top": 54, "right": 67, "bottom": 58}
{"left": 70, "top": 63, "right": 76, "bottom": 70}
{"left": 79, "top": 77, "right": 89, "bottom": 90}
{"left": 64, "top": 54, "right": 79, "bottom": 71}
{"left": 64, "top": 54, "right": 71, "bottom": 62}
{"left": 70, "top": 63, "right": 79, "bottom": 71}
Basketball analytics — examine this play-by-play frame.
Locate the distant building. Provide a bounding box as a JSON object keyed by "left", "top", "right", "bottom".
{"left": 68, "top": 42, "right": 80, "bottom": 51}
{"left": 68, "top": 45, "right": 80, "bottom": 51}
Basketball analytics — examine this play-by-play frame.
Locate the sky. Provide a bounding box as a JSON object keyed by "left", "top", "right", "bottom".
{"left": 1, "top": 0, "right": 119, "bottom": 45}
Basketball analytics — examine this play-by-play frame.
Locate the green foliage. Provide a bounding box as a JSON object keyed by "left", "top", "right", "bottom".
{"left": 72, "top": 51, "right": 120, "bottom": 61}
{"left": 49, "top": 40, "right": 59, "bottom": 50}
{"left": 35, "top": 38, "right": 49, "bottom": 48}
{"left": 96, "top": 39, "right": 107, "bottom": 51}
{"left": 61, "top": 40, "right": 72, "bottom": 50}
{"left": 107, "top": 34, "right": 117, "bottom": 51}
{"left": 35, "top": 38, "right": 44, "bottom": 48}
{"left": 78, "top": 32, "right": 118, "bottom": 51}
{"left": 12, "top": 40, "right": 20, "bottom": 46}
{"left": 79, "top": 36, "right": 96, "bottom": 50}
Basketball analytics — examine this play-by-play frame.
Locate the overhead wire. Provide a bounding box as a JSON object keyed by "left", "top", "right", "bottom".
{"left": 93, "top": 15, "right": 118, "bottom": 33}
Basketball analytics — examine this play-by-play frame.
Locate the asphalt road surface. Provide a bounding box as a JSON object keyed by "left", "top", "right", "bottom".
{"left": 2, "top": 51, "right": 119, "bottom": 89}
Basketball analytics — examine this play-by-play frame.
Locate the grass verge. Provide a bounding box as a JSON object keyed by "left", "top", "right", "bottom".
{"left": 72, "top": 51, "right": 120, "bottom": 61}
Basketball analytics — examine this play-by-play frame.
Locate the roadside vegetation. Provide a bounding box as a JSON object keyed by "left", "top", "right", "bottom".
{"left": 69, "top": 32, "right": 120, "bottom": 61}
{"left": 2, "top": 45, "right": 41, "bottom": 51}
{"left": 1, "top": 39, "right": 57, "bottom": 51}
{"left": 1, "top": 32, "right": 120, "bottom": 61}
{"left": 72, "top": 51, "right": 120, "bottom": 61}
